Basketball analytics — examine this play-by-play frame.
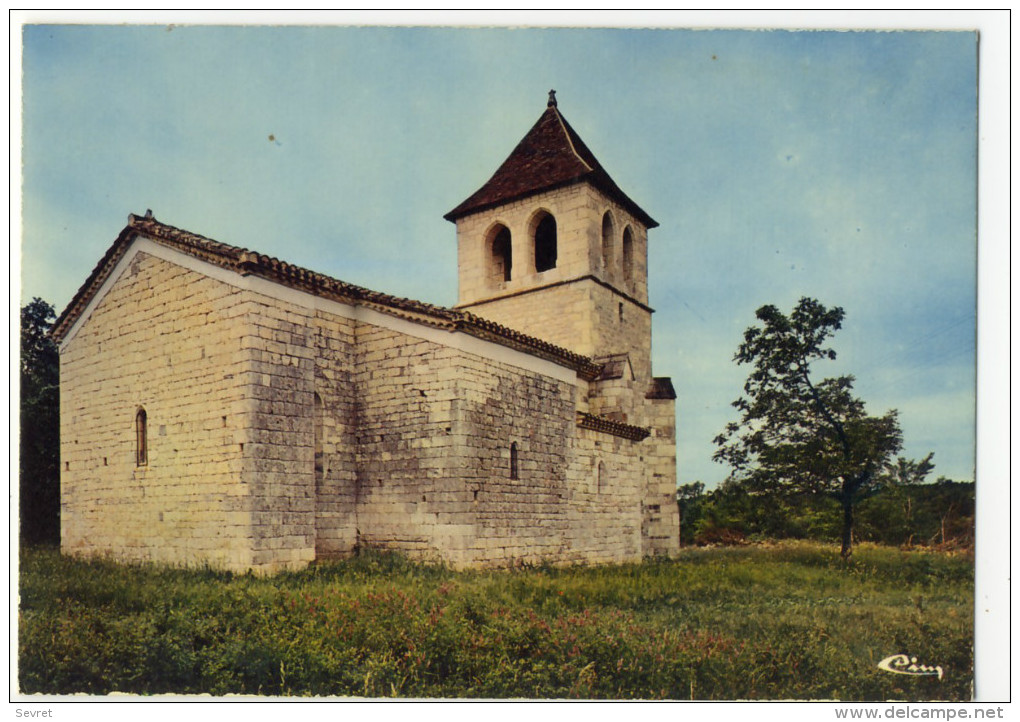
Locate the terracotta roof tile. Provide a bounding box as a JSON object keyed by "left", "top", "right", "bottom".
{"left": 445, "top": 101, "right": 657, "bottom": 228}
{"left": 52, "top": 214, "right": 603, "bottom": 381}
{"left": 576, "top": 411, "right": 651, "bottom": 441}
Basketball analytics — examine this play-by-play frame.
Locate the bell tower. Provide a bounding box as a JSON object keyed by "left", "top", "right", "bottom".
{"left": 445, "top": 91, "right": 659, "bottom": 382}
{"left": 446, "top": 93, "right": 680, "bottom": 558}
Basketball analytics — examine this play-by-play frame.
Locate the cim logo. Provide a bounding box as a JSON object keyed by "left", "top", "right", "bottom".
{"left": 877, "top": 654, "right": 944, "bottom": 681}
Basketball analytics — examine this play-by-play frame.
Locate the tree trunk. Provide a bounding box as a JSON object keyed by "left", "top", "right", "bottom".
{"left": 840, "top": 494, "right": 854, "bottom": 561}
{"left": 940, "top": 501, "right": 957, "bottom": 546}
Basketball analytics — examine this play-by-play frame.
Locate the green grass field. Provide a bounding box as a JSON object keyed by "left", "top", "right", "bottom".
{"left": 17, "top": 542, "right": 973, "bottom": 700}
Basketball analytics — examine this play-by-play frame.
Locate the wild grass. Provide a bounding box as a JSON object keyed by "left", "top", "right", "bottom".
{"left": 17, "top": 541, "right": 973, "bottom": 700}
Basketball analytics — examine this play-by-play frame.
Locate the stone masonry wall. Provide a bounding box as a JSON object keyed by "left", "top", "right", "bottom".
{"left": 565, "top": 428, "right": 645, "bottom": 565}
{"left": 350, "top": 324, "right": 651, "bottom": 568}
{"left": 464, "top": 283, "right": 597, "bottom": 360}
{"left": 233, "top": 293, "right": 369, "bottom": 572}
{"left": 453, "top": 182, "right": 653, "bottom": 384}
{"left": 311, "top": 310, "right": 359, "bottom": 559}
{"left": 60, "top": 245, "right": 676, "bottom": 573}
{"left": 460, "top": 280, "right": 652, "bottom": 387}
{"left": 60, "top": 252, "right": 254, "bottom": 569}
{"left": 456, "top": 184, "right": 593, "bottom": 306}
{"left": 237, "top": 293, "right": 319, "bottom": 572}
{"left": 642, "top": 397, "right": 680, "bottom": 556}
{"left": 456, "top": 184, "right": 649, "bottom": 309}
{"left": 588, "top": 283, "right": 652, "bottom": 382}
{"left": 450, "top": 349, "right": 578, "bottom": 567}
{"left": 351, "top": 323, "right": 464, "bottom": 561}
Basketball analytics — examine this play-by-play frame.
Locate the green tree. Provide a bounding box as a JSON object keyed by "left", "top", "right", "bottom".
{"left": 675, "top": 481, "right": 705, "bottom": 544}
{"left": 20, "top": 298, "right": 60, "bottom": 544}
{"left": 713, "top": 298, "right": 902, "bottom": 559}
{"left": 927, "top": 477, "right": 974, "bottom": 547}
{"left": 882, "top": 453, "right": 936, "bottom": 487}
{"left": 880, "top": 453, "right": 935, "bottom": 545}
{"left": 851, "top": 454, "right": 933, "bottom": 546}
{"left": 856, "top": 474, "right": 974, "bottom": 548}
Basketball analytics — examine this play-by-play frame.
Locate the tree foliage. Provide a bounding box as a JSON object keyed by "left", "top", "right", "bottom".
{"left": 713, "top": 298, "right": 902, "bottom": 559}
{"left": 20, "top": 297, "right": 60, "bottom": 544}
{"left": 679, "top": 477, "right": 973, "bottom": 549}
{"left": 675, "top": 481, "right": 706, "bottom": 545}
{"left": 880, "top": 453, "right": 935, "bottom": 488}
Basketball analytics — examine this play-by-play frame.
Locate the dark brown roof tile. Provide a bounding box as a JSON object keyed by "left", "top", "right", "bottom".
{"left": 576, "top": 411, "right": 651, "bottom": 441}
{"left": 646, "top": 377, "right": 677, "bottom": 400}
{"left": 445, "top": 102, "right": 657, "bottom": 228}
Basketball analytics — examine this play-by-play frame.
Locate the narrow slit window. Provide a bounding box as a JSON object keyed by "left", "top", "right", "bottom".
{"left": 135, "top": 408, "right": 148, "bottom": 467}
{"left": 510, "top": 442, "right": 519, "bottom": 480}
{"left": 314, "top": 393, "right": 324, "bottom": 489}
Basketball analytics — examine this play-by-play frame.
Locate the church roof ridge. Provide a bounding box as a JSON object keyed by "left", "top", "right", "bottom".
{"left": 444, "top": 94, "right": 657, "bottom": 228}
{"left": 52, "top": 213, "right": 603, "bottom": 381}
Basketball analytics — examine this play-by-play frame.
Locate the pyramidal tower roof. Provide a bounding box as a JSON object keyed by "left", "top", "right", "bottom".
{"left": 444, "top": 91, "right": 657, "bottom": 228}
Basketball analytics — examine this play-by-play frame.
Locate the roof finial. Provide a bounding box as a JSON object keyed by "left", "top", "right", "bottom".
{"left": 547, "top": 89, "right": 557, "bottom": 108}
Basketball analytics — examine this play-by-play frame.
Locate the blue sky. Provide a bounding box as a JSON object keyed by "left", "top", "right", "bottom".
{"left": 19, "top": 21, "right": 981, "bottom": 488}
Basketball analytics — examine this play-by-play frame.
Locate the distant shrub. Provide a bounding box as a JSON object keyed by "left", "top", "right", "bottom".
{"left": 692, "top": 527, "right": 747, "bottom": 546}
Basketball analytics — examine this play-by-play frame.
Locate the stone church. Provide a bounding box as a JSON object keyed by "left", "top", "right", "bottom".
{"left": 53, "top": 92, "right": 680, "bottom": 573}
